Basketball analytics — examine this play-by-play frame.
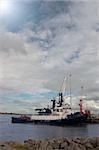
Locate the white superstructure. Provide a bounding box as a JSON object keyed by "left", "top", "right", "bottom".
{"left": 31, "top": 94, "right": 71, "bottom": 121}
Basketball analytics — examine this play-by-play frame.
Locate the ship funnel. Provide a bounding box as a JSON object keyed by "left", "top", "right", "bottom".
{"left": 59, "top": 92, "right": 63, "bottom": 107}
{"left": 51, "top": 99, "right": 56, "bottom": 111}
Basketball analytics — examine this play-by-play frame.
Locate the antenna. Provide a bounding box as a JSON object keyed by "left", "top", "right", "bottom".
{"left": 69, "top": 74, "right": 72, "bottom": 111}
{"left": 81, "top": 86, "right": 84, "bottom": 99}
{"left": 85, "top": 95, "right": 88, "bottom": 110}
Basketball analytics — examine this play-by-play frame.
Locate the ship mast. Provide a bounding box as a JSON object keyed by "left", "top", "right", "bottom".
{"left": 79, "top": 86, "right": 84, "bottom": 114}
{"left": 60, "top": 76, "right": 67, "bottom": 96}
{"left": 79, "top": 99, "right": 83, "bottom": 114}
{"left": 58, "top": 76, "right": 68, "bottom": 106}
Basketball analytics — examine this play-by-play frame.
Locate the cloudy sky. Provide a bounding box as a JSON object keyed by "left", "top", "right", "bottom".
{"left": 0, "top": 0, "right": 99, "bottom": 113}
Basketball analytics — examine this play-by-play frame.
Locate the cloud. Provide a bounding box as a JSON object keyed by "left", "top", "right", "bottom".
{"left": 0, "top": 1, "right": 99, "bottom": 113}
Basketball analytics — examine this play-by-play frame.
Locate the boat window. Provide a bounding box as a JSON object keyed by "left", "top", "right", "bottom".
{"left": 60, "top": 109, "right": 63, "bottom": 112}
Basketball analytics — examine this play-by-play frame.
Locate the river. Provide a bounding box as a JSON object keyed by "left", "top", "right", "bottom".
{"left": 0, "top": 115, "right": 99, "bottom": 142}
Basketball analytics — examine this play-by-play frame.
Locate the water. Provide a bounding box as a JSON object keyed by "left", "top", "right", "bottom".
{"left": 0, "top": 115, "right": 99, "bottom": 142}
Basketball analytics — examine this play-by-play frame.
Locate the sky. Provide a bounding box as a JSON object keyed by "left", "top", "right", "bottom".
{"left": 0, "top": 0, "right": 99, "bottom": 113}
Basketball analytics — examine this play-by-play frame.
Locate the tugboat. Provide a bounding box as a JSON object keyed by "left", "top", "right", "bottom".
{"left": 30, "top": 92, "right": 72, "bottom": 125}
{"left": 12, "top": 92, "right": 71, "bottom": 125}
{"left": 30, "top": 93, "right": 87, "bottom": 126}
{"left": 12, "top": 76, "right": 88, "bottom": 125}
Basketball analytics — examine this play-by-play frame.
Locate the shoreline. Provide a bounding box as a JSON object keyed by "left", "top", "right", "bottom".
{"left": 0, "top": 137, "right": 99, "bottom": 150}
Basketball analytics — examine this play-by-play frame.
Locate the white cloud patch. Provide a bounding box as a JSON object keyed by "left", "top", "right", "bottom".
{"left": 0, "top": 1, "right": 99, "bottom": 113}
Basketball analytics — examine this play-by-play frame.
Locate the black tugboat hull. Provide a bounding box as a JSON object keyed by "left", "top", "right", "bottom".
{"left": 12, "top": 113, "right": 87, "bottom": 126}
